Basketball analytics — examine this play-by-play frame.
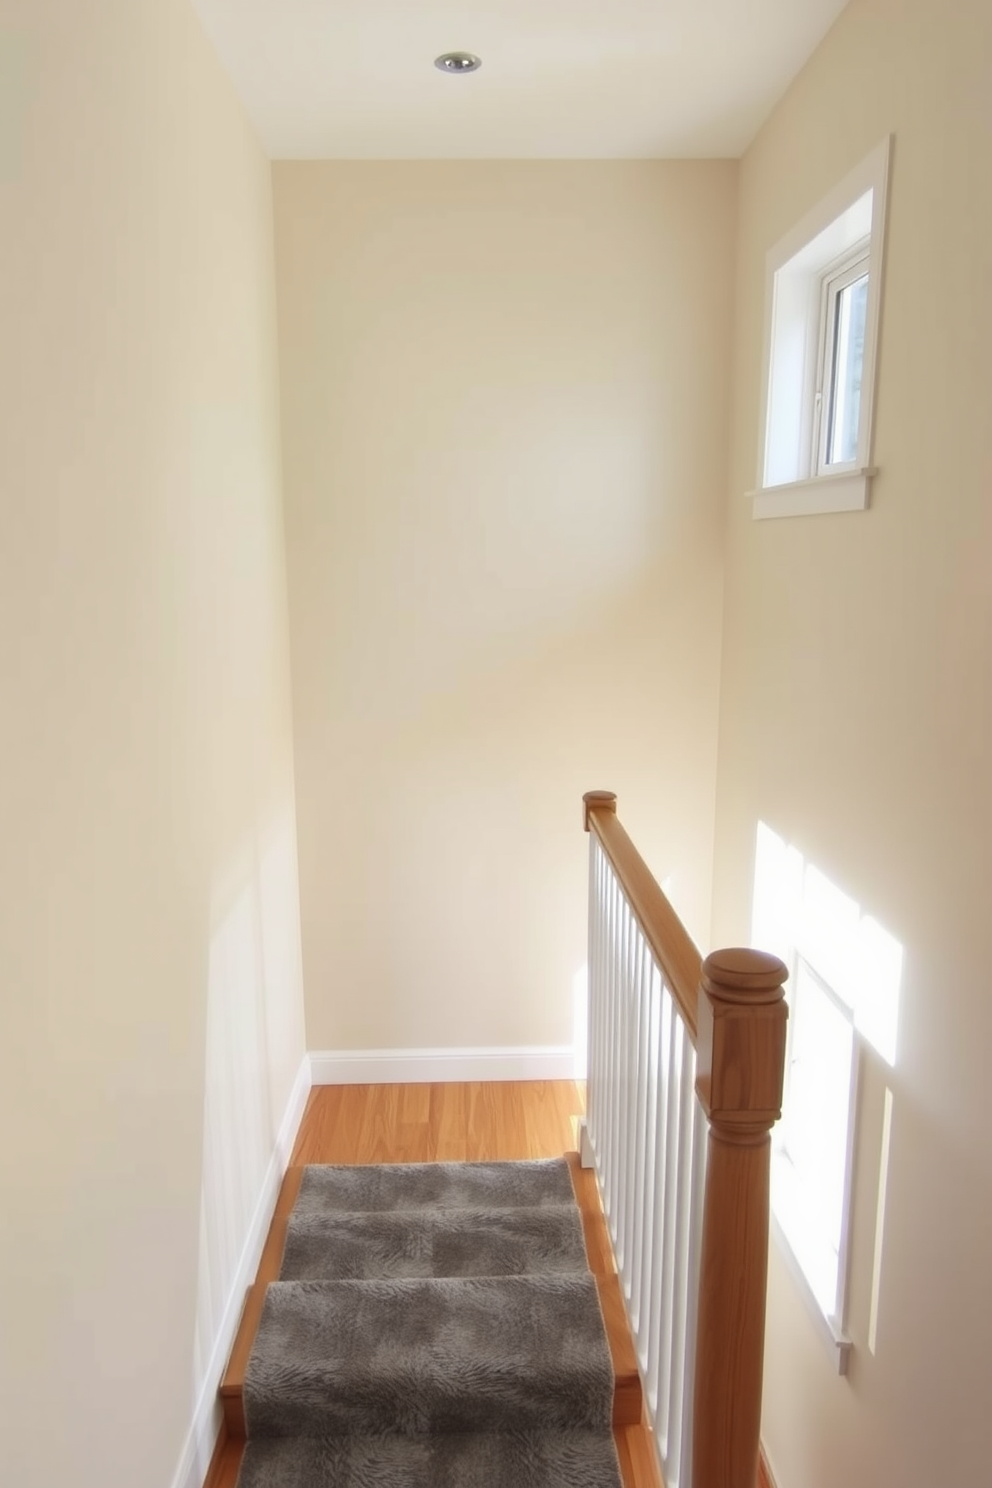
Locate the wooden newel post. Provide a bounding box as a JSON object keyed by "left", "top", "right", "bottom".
{"left": 583, "top": 790, "right": 618, "bottom": 832}
{"left": 692, "top": 947, "right": 789, "bottom": 1488}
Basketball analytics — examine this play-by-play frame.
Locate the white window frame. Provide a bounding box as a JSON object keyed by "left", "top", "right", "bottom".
{"left": 750, "top": 138, "right": 891, "bottom": 521}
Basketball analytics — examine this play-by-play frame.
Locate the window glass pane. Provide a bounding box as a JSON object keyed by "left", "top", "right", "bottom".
{"left": 826, "top": 272, "right": 869, "bottom": 465}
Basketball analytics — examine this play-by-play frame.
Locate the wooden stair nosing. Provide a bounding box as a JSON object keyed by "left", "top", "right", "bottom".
{"left": 597, "top": 1272, "right": 642, "bottom": 1426}
{"left": 566, "top": 1150, "right": 616, "bottom": 1277}
{"left": 614, "top": 1423, "right": 665, "bottom": 1488}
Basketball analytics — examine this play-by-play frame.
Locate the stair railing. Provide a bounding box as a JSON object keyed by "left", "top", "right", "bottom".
{"left": 581, "top": 791, "right": 788, "bottom": 1488}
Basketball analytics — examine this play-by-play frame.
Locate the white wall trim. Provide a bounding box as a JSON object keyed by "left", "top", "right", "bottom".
{"left": 771, "top": 1212, "right": 853, "bottom": 1376}
{"left": 309, "top": 1044, "right": 576, "bottom": 1085}
{"left": 169, "top": 1052, "right": 312, "bottom": 1488}
{"left": 751, "top": 468, "right": 875, "bottom": 520}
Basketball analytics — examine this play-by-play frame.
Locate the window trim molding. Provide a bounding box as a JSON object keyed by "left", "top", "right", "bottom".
{"left": 750, "top": 467, "right": 877, "bottom": 520}
{"left": 771, "top": 1210, "right": 854, "bottom": 1374}
{"left": 751, "top": 137, "right": 892, "bottom": 520}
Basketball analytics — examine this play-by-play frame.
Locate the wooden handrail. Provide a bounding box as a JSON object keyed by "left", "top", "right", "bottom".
{"left": 583, "top": 790, "right": 702, "bottom": 1040}
{"left": 582, "top": 790, "right": 788, "bottom": 1488}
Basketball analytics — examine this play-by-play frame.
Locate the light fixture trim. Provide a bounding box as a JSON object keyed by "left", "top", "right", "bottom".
{"left": 434, "top": 51, "right": 482, "bottom": 75}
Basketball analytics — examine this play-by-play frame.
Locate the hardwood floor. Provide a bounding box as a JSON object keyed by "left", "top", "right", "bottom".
{"left": 208, "top": 1080, "right": 663, "bottom": 1488}
{"left": 289, "top": 1079, "right": 585, "bottom": 1166}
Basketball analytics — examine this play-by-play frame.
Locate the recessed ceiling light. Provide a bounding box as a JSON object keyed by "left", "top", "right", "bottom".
{"left": 434, "top": 52, "right": 482, "bottom": 75}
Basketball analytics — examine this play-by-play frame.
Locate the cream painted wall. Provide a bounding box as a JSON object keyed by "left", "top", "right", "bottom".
{"left": 273, "top": 161, "right": 736, "bottom": 1053}
{"left": 711, "top": 2, "right": 991, "bottom": 1485}
{"left": 0, "top": 4, "right": 306, "bottom": 1487}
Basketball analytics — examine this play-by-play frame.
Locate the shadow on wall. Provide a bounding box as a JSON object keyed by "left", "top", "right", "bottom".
{"left": 276, "top": 162, "right": 737, "bottom": 1059}
{"left": 294, "top": 551, "right": 725, "bottom": 1055}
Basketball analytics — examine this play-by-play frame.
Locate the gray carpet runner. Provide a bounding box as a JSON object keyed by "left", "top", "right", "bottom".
{"left": 291, "top": 1158, "right": 578, "bottom": 1214}
{"left": 281, "top": 1204, "right": 589, "bottom": 1280}
{"left": 238, "top": 1158, "right": 623, "bottom": 1488}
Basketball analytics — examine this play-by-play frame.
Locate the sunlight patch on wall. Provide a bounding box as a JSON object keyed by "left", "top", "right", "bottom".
{"left": 753, "top": 821, "right": 902, "bottom": 1067}
{"left": 752, "top": 821, "right": 903, "bottom": 1357}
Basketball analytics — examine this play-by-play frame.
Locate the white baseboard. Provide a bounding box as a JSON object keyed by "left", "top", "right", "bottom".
{"left": 170, "top": 1051, "right": 312, "bottom": 1488}
{"left": 309, "top": 1044, "right": 577, "bottom": 1085}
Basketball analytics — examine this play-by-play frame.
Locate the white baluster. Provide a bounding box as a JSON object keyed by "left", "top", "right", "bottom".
{"left": 586, "top": 840, "right": 599, "bottom": 1155}
{"left": 677, "top": 1081, "right": 706, "bottom": 1488}
{"left": 600, "top": 868, "right": 615, "bottom": 1220}
{"left": 656, "top": 1004, "right": 685, "bottom": 1452}
{"left": 593, "top": 843, "right": 608, "bottom": 1160}
{"left": 616, "top": 896, "right": 632, "bottom": 1250}
{"left": 636, "top": 962, "right": 661, "bottom": 1372}
{"left": 664, "top": 1035, "right": 699, "bottom": 1485}
{"left": 645, "top": 984, "right": 673, "bottom": 1416}
{"left": 628, "top": 937, "right": 651, "bottom": 1330}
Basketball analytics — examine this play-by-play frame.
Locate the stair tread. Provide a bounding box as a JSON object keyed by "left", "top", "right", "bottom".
{"left": 209, "top": 1426, "right": 662, "bottom": 1488}
{"left": 221, "top": 1156, "right": 641, "bottom": 1437}
{"left": 234, "top": 1429, "right": 623, "bottom": 1488}
{"left": 244, "top": 1273, "right": 614, "bottom": 1439}
{"left": 281, "top": 1203, "right": 588, "bottom": 1280}
{"left": 293, "top": 1157, "right": 576, "bottom": 1216}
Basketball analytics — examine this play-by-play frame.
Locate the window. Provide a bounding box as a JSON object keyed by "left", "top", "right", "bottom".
{"left": 751, "top": 138, "right": 891, "bottom": 520}
{"left": 816, "top": 247, "right": 869, "bottom": 471}
{"left": 752, "top": 823, "right": 903, "bottom": 1373}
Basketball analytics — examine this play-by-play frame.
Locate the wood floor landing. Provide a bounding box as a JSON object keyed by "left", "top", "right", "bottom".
{"left": 206, "top": 1081, "right": 662, "bottom": 1488}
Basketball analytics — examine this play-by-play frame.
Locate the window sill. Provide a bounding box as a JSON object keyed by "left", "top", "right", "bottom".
{"left": 749, "top": 467, "right": 876, "bottom": 521}
{"left": 771, "top": 1209, "right": 853, "bottom": 1376}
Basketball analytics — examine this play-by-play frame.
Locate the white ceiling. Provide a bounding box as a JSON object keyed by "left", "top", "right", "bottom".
{"left": 191, "top": 0, "right": 848, "bottom": 160}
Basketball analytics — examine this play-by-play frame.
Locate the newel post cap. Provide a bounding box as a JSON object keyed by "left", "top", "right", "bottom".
{"left": 702, "top": 947, "right": 789, "bottom": 1004}
{"left": 583, "top": 790, "right": 618, "bottom": 832}
{"left": 695, "top": 948, "right": 789, "bottom": 1129}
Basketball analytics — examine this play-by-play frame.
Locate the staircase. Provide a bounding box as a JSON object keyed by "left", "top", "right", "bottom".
{"left": 204, "top": 779, "right": 789, "bottom": 1488}
{"left": 212, "top": 1150, "right": 654, "bottom": 1488}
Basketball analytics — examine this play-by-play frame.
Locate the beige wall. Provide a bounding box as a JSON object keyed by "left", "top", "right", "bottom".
{"left": 712, "top": 1, "right": 991, "bottom": 1484}
{"left": 0, "top": 4, "right": 305, "bottom": 1487}
{"left": 8, "top": 2, "right": 983, "bottom": 1480}
{"left": 274, "top": 161, "right": 736, "bottom": 1053}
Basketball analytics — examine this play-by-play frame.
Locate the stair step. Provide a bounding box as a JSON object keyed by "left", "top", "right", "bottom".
{"left": 234, "top": 1430, "right": 624, "bottom": 1488}
{"left": 293, "top": 1156, "right": 578, "bottom": 1215}
{"left": 207, "top": 1423, "right": 663, "bottom": 1488}
{"left": 222, "top": 1267, "right": 640, "bottom": 1435}
{"left": 244, "top": 1273, "right": 613, "bottom": 1439}
{"left": 281, "top": 1203, "right": 589, "bottom": 1280}
{"left": 221, "top": 1155, "right": 642, "bottom": 1438}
